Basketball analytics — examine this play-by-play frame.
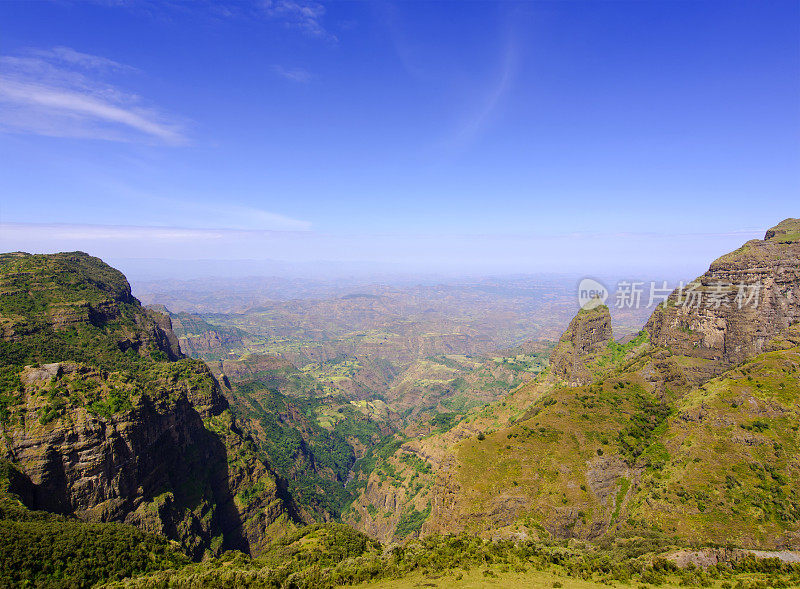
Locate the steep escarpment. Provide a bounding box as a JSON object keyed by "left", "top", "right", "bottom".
{"left": 549, "top": 305, "right": 613, "bottom": 385}
{"left": 169, "top": 311, "right": 249, "bottom": 360}
{"left": 348, "top": 219, "right": 800, "bottom": 549}
{"left": 646, "top": 218, "right": 800, "bottom": 373}
{"left": 0, "top": 252, "right": 297, "bottom": 559}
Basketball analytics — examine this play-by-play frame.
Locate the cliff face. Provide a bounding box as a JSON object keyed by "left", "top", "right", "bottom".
{"left": 549, "top": 305, "right": 613, "bottom": 385}
{"left": 0, "top": 252, "right": 296, "bottom": 559}
{"left": 169, "top": 312, "right": 247, "bottom": 361}
{"left": 208, "top": 354, "right": 296, "bottom": 386}
{"left": 646, "top": 218, "right": 800, "bottom": 372}
{"left": 355, "top": 219, "right": 800, "bottom": 549}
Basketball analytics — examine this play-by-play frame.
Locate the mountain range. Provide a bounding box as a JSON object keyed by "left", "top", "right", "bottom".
{"left": 1, "top": 219, "right": 799, "bottom": 588}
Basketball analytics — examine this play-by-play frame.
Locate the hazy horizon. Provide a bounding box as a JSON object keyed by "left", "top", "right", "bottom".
{"left": 0, "top": 222, "right": 767, "bottom": 280}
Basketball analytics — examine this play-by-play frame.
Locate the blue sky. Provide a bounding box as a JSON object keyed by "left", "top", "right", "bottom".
{"left": 0, "top": 1, "right": 798, "bottom": 276}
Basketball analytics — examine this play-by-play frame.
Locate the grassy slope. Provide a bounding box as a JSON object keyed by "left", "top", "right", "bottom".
{"left": 343, "top": 331, "right": 650, "bottom": 542}
{"left": 627, "top": 345, "right": 800, "bottom": 547}
{"left": 103, "top": 527, "right": 800, "bottom": 589}
{"left": 430, "top": 332, "right": 800, "bottom": 548}
{"left": 354, "top": 569, "right": 694, "bottom": 589}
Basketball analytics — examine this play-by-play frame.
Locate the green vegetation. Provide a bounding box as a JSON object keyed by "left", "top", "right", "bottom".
{"left": 612, "top": 383, "right": 672, "bottom": 462}
{"left": 429, "top": 411, "right": 461, "bottom": 433}
{"left": 352, "top": 436, "right": 406, "bottom": 481}
{"left": 227, "top": 378, "right": 393, "bottom": 518}
{"left": 612, "top": 477, "right": 630, "bottom": 521}
{"left": 595, "top": 331, "right": 649, "bottom": 370}
{"left": 0, "top": 252, "right": 218, "bottom": 424}
{"left": 395, "top": 503, "right": 432, "bottom": 538}
{"left": 103, "top": 527, "right": 800, "bottom": 589}
{"left": 0, "top": 495, "right": 187, "bottom": 588}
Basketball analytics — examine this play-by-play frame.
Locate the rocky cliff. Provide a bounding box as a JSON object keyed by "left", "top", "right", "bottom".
{"left": 349, "top": 219, "right": 800, "bottom": 549}
{"left": 210, "top": 354, "right": 296, "bottom": 385}
{"left": 646, "top": 218, "right": 800, "bottom": 372}
{"left": 168, "top": 312, "right": 248, "bottom": 361}
{"left": 0, "top": 252, "right": 297, "bottom": 559}
{"left": 549, "top": 305, "right": 613, "bottom": 385}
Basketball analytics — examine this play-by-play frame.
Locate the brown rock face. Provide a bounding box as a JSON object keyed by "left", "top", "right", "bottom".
{"left": 0, "top": 252, "right": 297, "bottom": 559}
{"left": 147, "top": 309, "right": 184, "bottom": 360}
{"left": 549, "top": 305, "right": 613, "bottom": 385}
{"left": 646, "top": 218, "right": 800, "bottom": 371}
{"left": 3, "top": 366, "right": 296, "bottom": 560}
{"left": 209, "top": 354, "right": 296, "bottom": 384}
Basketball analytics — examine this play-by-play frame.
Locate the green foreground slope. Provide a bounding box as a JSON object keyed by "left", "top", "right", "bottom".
{"left": 103, "top": 528, "right": 800, "bottom": 589}
{"left": 0, "top": 460, "right": 188, "bottom": 587}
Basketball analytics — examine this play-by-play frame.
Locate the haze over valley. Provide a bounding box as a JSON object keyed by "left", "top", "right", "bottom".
{"left": 1, "top": 1, "right": 799, "bottom": 588}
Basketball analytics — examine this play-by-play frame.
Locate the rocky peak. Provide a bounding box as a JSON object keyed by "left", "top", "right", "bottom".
{"left": 764, "top": 217, "right": 800, "bottom": 242}
{"left": 0, "top": 251, "right": 183, "bottom": 362}
{"left": 646, "top": 218, "right": 800, "bottom": 371}
{"left": 549, "top": 304, "right": 612, "bottom": 385}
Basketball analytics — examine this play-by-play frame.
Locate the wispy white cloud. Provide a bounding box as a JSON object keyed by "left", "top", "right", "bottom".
{"left": 270, "top": 64, "right": 312, "bottom": 83}
{"left": 260, "top": 0, "right": 335, "bottom": 40}
{"left": 0, "top": 223, "right": 229, "bottom": 242}
{"left": 93, "top": 183, "right": 313, "bottom": 231}
{"left": 383, "top": 3, "right": 519, "bottom": 156}
{"left": 74, "top": 1, "right": 337, "bottom": 41}
{"left": 30, "top": 46, "right": 136, "bottom": 72}
{"left": 450, "top": 39, "right": 517, "bottom": 149}
{"left": 0, "top": 47, "right": 186, "bottom": 144}
{"left": 185, "top": 201, "right": 313, "bottom": 231}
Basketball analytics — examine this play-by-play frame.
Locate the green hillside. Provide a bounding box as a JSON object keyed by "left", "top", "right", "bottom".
{"left": 0, "top": 466, "right": 188, "bottom": 588}
{"left": 0, "top": 252, "right": 297, "bottom": 563}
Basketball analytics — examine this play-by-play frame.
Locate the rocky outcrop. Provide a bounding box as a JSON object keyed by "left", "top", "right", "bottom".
{"left": 209, "top": 354, "right": 296, "bottom": 385}
{"left": 147, "top": 309, "right": 184, "bottom": 360}
{"left": 1, "top": 252, "right": 184, "bottom": 363}
{"left": 549, "top": 305, "right": 613, "bottom": 385}
{"left": 646, "top": 218, "right": 800, "bottom": 372}
{"left": 177, "top": 331, "right": 229, "bottom": 358}
{"left": 0, "top": 252, "right": 297, "bottom": 559}
{"left": 2, "top": 362, "right": 294, "bottom": 559}
{"left": 168, "top": 312, "right": 246, "bottom": 360}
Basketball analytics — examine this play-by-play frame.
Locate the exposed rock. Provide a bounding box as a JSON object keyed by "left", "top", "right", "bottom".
{"left": 667, "top": 548, "right": 800, "bottom": 568}
{"left": 549, "top": 305, "right": 613, "bottom": 385}
{"left": 210, "top": 354, "right": 297, "bottom": 385}
{"left": 22, "top": 362, "right": 64, "bottom": 385}
{"left": 646, "top": 218, "right": 800, "bottom": 372}
{"left": 0, "top": 252, "right": 297, "bottom": 559}
{"left": 147, "top": 308, "right": 184, "bottom": 360}
{"left": 585, "top": 455, "right": 630, "bottom": 508}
